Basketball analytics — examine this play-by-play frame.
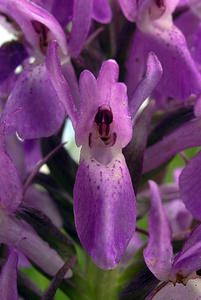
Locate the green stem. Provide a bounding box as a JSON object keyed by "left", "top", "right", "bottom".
{"left": 85, "top": 257, "right": 119, "bottom": 300}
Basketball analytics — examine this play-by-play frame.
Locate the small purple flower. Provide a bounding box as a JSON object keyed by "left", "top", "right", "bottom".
{"left": 144, "top": 181, "right": 201, "bottom": 298}
{"left": 118, "top": 0, "right": 201, "bottom": 103}
{"left": 46, "top": 41, "right": 162, "bottom": 269}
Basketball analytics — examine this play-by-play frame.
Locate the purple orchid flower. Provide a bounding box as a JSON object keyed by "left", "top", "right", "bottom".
{"left": 144, "top": 181, "right": 201, "bottom": 299}
{"left": 46, "top": 40, "right": 162, "bottom": 269}
{"left": 118, "top": 0, "right": 201, "bottom": 104}
{"left": 0, "top": 125, "right": 72, "bottom": 298}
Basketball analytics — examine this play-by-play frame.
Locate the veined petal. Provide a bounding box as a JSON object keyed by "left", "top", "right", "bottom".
{"left": 73, "top": 152, "right": 136, "bottom": 269}
{"left": 144, "top": 181, "right": 173, "bottom": 281}
{"left": 68, "top": 0, "right": 93, "bottom": 56}
{"left": 126, "top": 26, "right": 201, "bottom": 102}
{"left": 0, "top": 249, "right": 18, "bottom": 300}
{"left": 179, "top": 151, "right": 201, "bottom": 221}
{"left": 0, "top": 0, "right": 68, "bottom": 54}
{"left": 172, "top": 224, "right": 201, "bottom": 277}
{"left": 92, "top": 0, "right": 112, "bottom": 23}
{"left": 46, "top": 41, "right": 77, "bottom": 128}
{"left": 2, "top": 63, "right": 65, "bottom": 139}
{"left": 129, "top": 52, "right": 162, "bottom": 118}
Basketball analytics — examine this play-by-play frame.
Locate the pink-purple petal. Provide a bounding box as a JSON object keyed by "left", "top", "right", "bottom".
{"left": 0, "top": 41, "right": 27, "bottom": 84}
{"left": 126, "top": 26, "right": 201, "bottom": 102}
{"left": 0, "top": 135, "right": 22, "bottom": 213}
{"left": 172, "top": 224, "right": 201, "bottom": 277}
{"left": 0, "top": 215, "right": 69, "bottom": 277}
{"left": 129, "top": 52, "right": 162, "bottom": 117}
{"left": 164, "top": 200, "right": 193, "bottom": 239}
{"left": 46, "top": 41, "right": 77, "bottom": 128}
{"left": 92, "top": 0, "right": 112, "bottom": 23}
{"left": 0, "top": 249, "right": 18, "bottom": 300}
{"left": 73, "top": 153, "right": 136, "bottom": 269}
{"left": 68, "top": 0, "right": 93, "bottom": 56}
{"left": 3, "top": 63, "right": 65, "bottom": 139}
{"left": 75, "top": 69, "right": 97, "bottom": 146}
{"left": 0, "top": 0, "right": 68, "bottom": 54}
{"left": 144, "top": 181, "right": 173, "bottom": 281}
{"left": 179, "top": 151, "right": 201, "bottom": 221}
{"left": 143, "top": 118, "right": 201, "bottom": 173}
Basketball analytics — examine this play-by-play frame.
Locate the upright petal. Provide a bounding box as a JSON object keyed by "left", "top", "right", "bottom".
{"left": 2, "top": 63, "right": 65, "bottom": 139}
{"left": 68, "top": 0, "right": 93, "bottom": 56}
{"left": 73, "top": 152, "right": 136, "bottom": 269}
{"left": 0, "top": 249, "right": 18, "bottom": 300}
{"left": 179, "top": 151, "right": 201, "bottom": 221}
{"left": 144, "top": 181, "right": 173, "bottom": 281}
{"left": 129, "top": 52, "right": 162, "bottom": 118}
{"left": 172, "top": 224, "right": 201, "bottom": 278}
{"left": 46, "top": 41, "right": 77, "bottom": 128}
{"left": 76, "top": 60, "right": 132, "bottom": 147}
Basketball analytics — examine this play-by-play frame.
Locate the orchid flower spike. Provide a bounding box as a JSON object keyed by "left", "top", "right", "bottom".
{"left": 144, "top": 181, "right": 201, "bottom": 299}
{"left": 47, "top": 40, "right": 162, "bottom": 269}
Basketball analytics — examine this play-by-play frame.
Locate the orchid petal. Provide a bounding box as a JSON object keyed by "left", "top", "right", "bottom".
{"left": 68, "top": 0, "right": 93, "bottom": 56}
{"left": 0, "top": 215, "right": 70, "bottom": 277}
{"left": 0, "top": 0, "right": 68, "bottom": 54}
{"left": 97, "top": 59, "right": 119, "bottom": 102}
{"left": 179, "top": 151, "right": 201, "bottom": 221}
{"left": 46, "top": 41, "right": 77, "bottom": 128}
{"left": 76, "top": 61, "right": 132, "bottom": 147}
{"left": 92, "top": 0, "right": 112, "bottom": 23}
{"left": 75, "top": 69, "right": 97, "bottom": 146}
{"left": 164, "top": 200, "right": 192, "bottom": 239}
{"left": 144, "top": 181, "right": 173, "bottom": 281}
{"left": 143, "top": 118, "right": 201, "bottom": 173}
{"left": 126, "top": 26, "right": 201, "bottom": 102}
{"left": 118, "top": 0, "right": 138, "bottom": 21}
{"left": 73, "top": 153, "right": 136, "bottom": 269}
{"left": 3, "top": 63, "right": 65, "bottom": 139}
{"left": 0, "top": 249, "right": 18, "bottom": 300}
{"left": 129, "top": 52, "right": 162, "bottom": 118}
{"left": 172, "top": 224, "right": 201, "bottom": 277}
